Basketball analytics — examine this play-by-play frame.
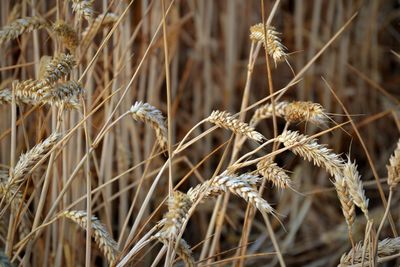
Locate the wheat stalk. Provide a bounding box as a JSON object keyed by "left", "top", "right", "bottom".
{"left": 129, "top": 101, "right": 168, "bottom": 150}
{"left": 207, "top": 110, "right": 265, "bottom": 142}
{"left": 62, "top": 210, "right": 119, "bottom": 265}
{"left": 249, "top": 23, "right": 286, "bottom": 64}
{"left": 277, "top": 130, "right": 344, "bottom": 177}
{"left": 343, "top": 158, "right": 369, "bottom": 219}
{"left": 0, "top": 16, "right": 49, "bottom": 44}
{"left": 387, "top": 139, "right": 400, "bottom": 187}
{"left": 10, "top": 132, "right": 61, "bottom": 188}
{"left": 257, "top": 159, "right": 292, "bottom": 189}
{"left": 340, "top": 237, "right": 400, "bottom": 265}
{"left": 52, "top": 20, "right": 79, "bottom": 51}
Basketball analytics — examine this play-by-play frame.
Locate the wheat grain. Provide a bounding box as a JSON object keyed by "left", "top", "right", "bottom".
{"left": 42, "top": 53, "right": 76, "bottom": 85}
{"left": 343, "top": 158, "right": 369, "bottom": 219}
{"left": 257, "top": 159, "right": 292, "bottom": 189}
{"left": 277, "top": 130, "right": 344, "bottom": 177}
{"left": 62, "top": 210, "right": 119, "bottom": 265}
{"left": 11, "top": 132, "right": 61, "bottom": 188}
{"left": 340, "top": 237, "right": 400, "bottom": 265}
{"left": 52, "top": 20, "right": 79, "bottom": 51}
{"left": 71, "top": 0, "right": 95, "bottom": 22}
{"left": 387, "top": 139, "right": 400, "bottom": 187}
{"left": 207, "top": 110, "right": 265, "bottom": 142}
{"left": 0, "top": 16, "right": 48, "bottom": 44}
{"left": 129, "top": 101, "right": 168, "bottom": 150}
{"left": 249, "top": 23, "right": 286, "bottom": 64}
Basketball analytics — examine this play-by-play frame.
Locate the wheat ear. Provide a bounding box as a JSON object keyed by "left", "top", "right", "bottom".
{"left": 0, "top": 16, "right": 49, "bottom": 44}
{"left": 0, "top": 88, "right": 38, "bottom": 105}
{"left": 387, "top": 140, "right": 400, "bottom": 187}
{"left": 42, "top": 53, "right": 77, "bottom": 85}
{"left": 154, "top": 234, "right": 195, "bottom": 267}
{"left": 257, "top": 159, "right": 292, "bottom": 189}
{"left": 11, "top": 132, "right": 61, "bottom": 188}
{"left": 43, "top": 80, "right": 83, "bottom": 108}
{"left": 333, "top": 176, "right": 355, "bottom": 233}
{"left": 129, "top": 101, "right": 168, "bottom": 150}
{"left": 52, "top": 20, "right": 79, "bottom": 51}
{"left": 250, "top": 101, "right": 288, "bottom": 126}
{"left": 340, "top": 237, "right": 400, "bottom": 265}
{"left": 14, "top": 79, "right": 52, "bottom": 102}
{"left": 343, "top": 158, "right": 369, "bottom": 220}
{"left": 283, "top": 101, "right": 326, "bottom": 124}
{"left": 249, "top": 23, "right": 287, "bottom": 64}
{"left": 62, "top": 210, "right": 119, "bottom": 265}
{"left": 277, "top": 130, "right": 344, "bottom": 177}
{"left": 82, "top": 13, "right": 118, "bottom": 44}
{"left": 207, "top": 110, "right": 265, "bottom": 142}
{"left": 71, "top": 0, "right": 95, "bottom": 22}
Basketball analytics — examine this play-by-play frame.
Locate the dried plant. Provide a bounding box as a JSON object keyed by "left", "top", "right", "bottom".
{"left": 334, "top": 176, "right": 356, "bottom": 233}
{"left": 283, "top": 101, "right": 326, "bottom": 124}
{"left": 14, "top": 79, "right": 51, "bottom": 102}
{"left": 38, "top": 56, "right": 52, "bottom": 79}
{"left": 0, "top": 88, "right": 38, "bottom": 105}
{"left": 129, "top": 101, "right": 168, "bottom": 150}
{"left": 61, "top": 210, "right": 119, "bottom": 265}
{"left": 154, "top": 234, "right": 195, "bottom": 267}
{"left": 11, "top": 132, "right": 62, "bottom": 188}
{"left": 0, "top": 16, "right": 48, "bottom": 44}
{"left": 82, "top": 12, "right": 118, "bottom": 44}
{"left": 249, "top": 23, "right": 286, "bottom": 64}
{"left": 340, "top": 237, "right": 400, "bottom": 265}
{"left": 277, "top": 130, "right": 344, "bottom": 177}
{"left": 52, "top": 20, "right": 79, "bottom": 51}
{"left": 343, "top": 158, "right": 369, "bottom": 219}
{"left": 207, "top": 110, "right": 265, "bottom": 142}
{"left": 42, "top": 80, "right": 83, "bottom": 108}
{"left": 387, "top": 140, "right": 400, "bottom": 187}
{"left": 250, "top": 101, "right": 288, "bottom": 126}
{"left": 257, "top": 159, "right": 292, "bottom": 189}
{"left": 42, "top": 53, "right": 77, "bottom": 85}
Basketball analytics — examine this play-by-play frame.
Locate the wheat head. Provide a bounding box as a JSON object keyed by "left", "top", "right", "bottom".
{"left": 387, "top": 139, "right": 400, "bottom": 187}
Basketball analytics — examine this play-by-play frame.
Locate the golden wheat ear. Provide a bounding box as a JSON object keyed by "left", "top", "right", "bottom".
{"left": 257, "top": 159, "right": 293, "bottom": 189}
{"left": 249, "top": 23, "right": 287, "bottom": 65}
{"left": 61, "top": 210, "right": 119, "bottom": 265}
{"left": 206, "top": 110, "right": 265, "bottom": 142}
{"left": 333, "top": 175, "right": 355, "bottom": 234}
{"left": 250, "top": 101, "right": 288, "bottom": 126}
{"left": 129, "top": 101, "right": 168, "bottom": 151}
{"left": 52, "top": 20, "right": 79, "bottom": 51}
{"left": 387, "top": 139, "right": 400, "bottom": 187}
{"left": 0, "top": 16, "right": 49, "bottom": 44}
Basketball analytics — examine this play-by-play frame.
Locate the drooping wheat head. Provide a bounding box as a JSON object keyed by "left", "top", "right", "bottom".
{"left": 0, "top": 16, "right": 49, "bottom": 44}
{"left": 283, "top": 101, "right": 326, "bottom": 124}
{"left": 71, "top": 0, "right": 95, "bottom": 22}
{"left": 43, "top": 80, "right": 83, "bottom": 108}
{"left": 257, "top": 159, "right": 292, "bottom": 189}
{"left": 52, "top": 20, "right": 79, "bottom": 51}
{"left": 333, "top": 175, "right": 356, "bottom": 232}
{"left": 42, "top": 53, "right": 77, "bottom": 85}
{"left": 250, "top": 101, "right": 288, "bottom": 126}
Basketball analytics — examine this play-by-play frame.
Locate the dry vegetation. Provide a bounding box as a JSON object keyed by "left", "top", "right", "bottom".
{"left": 0, "top": 0, "right": 399, "bottom": 266}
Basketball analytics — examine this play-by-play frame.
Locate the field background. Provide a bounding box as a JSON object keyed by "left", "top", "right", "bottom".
{"left": 0, "top": 0, "right": 399, "bottom": 266}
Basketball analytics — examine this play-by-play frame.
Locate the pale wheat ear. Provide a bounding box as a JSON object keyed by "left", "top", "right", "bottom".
{"left": 0, "top": 16, "right": 49, "bottom": 44}
{"left": 82, "top": 13, "right": 119, "bottom": 45}
{"left": 387, "top": 139, "right": 400, "bottom": 188}
{"left": 277, "top": 130, "right": 344, "bottom": 177}
{"left": 206, "top": 110, "right": 265, "bottom": 142}
{"left": 10, "top": 132, "right": 62, "bottom": 188}
{"left": 340, "top": 237, "right": 400, "bottom": 265}
{"left": 71, "top": 0, "right": 95, "bottom": 22}
{"left": 52, "top": 20, "right": 79, "bottom": 51}
{"left": 249, "top": 23, "right": 287, "bottom": 65}
{"left": 257, "top": 159, "right": 293, "bottom": 189}
{"left": 42, "top": 53, "right": 77, "bottom": 85}
{"left": 61, "top": 210, "right": 119, "bottom": 265}
{"left": 250, "top": 101, "right": 288, "bottom": 126}
{"left": 129, "top": 101, "right": 168, "bottom": 151}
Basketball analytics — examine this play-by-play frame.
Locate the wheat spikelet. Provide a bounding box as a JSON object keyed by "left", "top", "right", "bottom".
{"left": 129, "top": 101, "right": 168, "bottom": 150}
{"left": 14, "top": 79, "right": 52, "bottom": 102}
{"left": 343, "top": 158, "right": 369, "bottom": 219}
{"left": 249, "top": 23, "right": 287, "bottom": 64}
{"left": 154, "top": 234, "right": 195, "bottom": 267}
{"left": 283, "top": 101, "right": 326, "bottom": 124}
{"left": 340, "top": 237, "right": 400, "bottom": 265}
{"left": 250, "top": 101, "right": 288, "bottom": 126}
{"left": 207, "top": 110, "right": 265, "bottom": 142}
{"left": 52, "top": 20, "right": 79, "bottom": 51}
{"left": 277, "top": 130, "right": 344, "bottom": 177}
{"left": 71, "top": 0, "right": 95, "bottom": 22}
{"left": 62, "top": 210, "right": 119, "bottom": 265}
{"left": 0, "top": 16, "right": 49, "bottom": 44}
{"left": 160, "top": 191, "right": 192, "bottom": 239}
{"left": 333, "top": 176, "right": 355, "bottom": 230}
{"left": 387, "top": 139, "right": 400, "bottom": 187}
{"left": 82, "top": 13, "right": 118, "bottom": 44}
{"left": 257, "top": 159, "right": 292, "bottom": 189}
{"left": 11, "top": 132, "right": 61, "bottom": 188}
{"left": 43, "top": 80, "right": 83, "bottom": 109}
{"left": 42, "top": 53, "right": 76, "bottom": 85}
